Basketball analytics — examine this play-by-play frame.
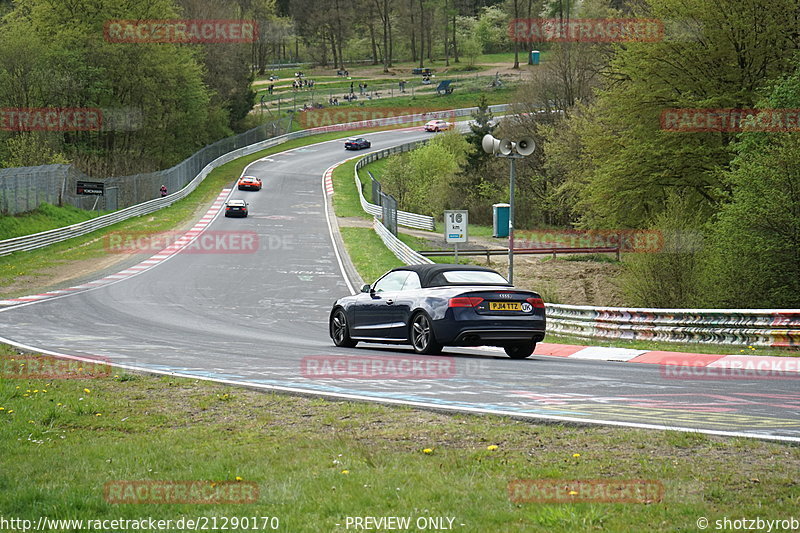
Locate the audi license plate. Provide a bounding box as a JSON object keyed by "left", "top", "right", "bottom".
{"left": 489, "top": 302, "right": 522, "bottom": 311}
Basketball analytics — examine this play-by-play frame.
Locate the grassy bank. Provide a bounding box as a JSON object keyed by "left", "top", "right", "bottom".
{"left": 0, "top": 204, "right": 107, "bottom": 241}
{"left": 1, "top": 347, "right": 797, "bottom": 532}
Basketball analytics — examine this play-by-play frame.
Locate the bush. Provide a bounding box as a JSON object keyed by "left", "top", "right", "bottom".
{"left": 618, "top": 196, "right": 706, "bottom": 308}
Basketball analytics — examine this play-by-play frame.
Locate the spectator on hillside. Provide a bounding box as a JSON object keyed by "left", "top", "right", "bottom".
{"left": 160, "top": 185, "right": 167, "bottom": 197}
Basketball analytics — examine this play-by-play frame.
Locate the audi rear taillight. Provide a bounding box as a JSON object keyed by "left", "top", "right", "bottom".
{"left": 526, "top": 297, "right": 545, "bottom": 308}
{"left": 449, "top": 296, "right": 484, "bottom": 308}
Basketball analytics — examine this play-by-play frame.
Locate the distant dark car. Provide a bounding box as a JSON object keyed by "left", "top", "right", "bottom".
{"left": 224, "top": 199, "right": 248, "bottom": 218}
{"left": 344, "top": 137, "right": 371, "bottom": 150}
{"left": 237, "top": 176, "right": 262, "bottom": 191}
{"left": 329, "top": 264, "right": 546, "bottom": 358}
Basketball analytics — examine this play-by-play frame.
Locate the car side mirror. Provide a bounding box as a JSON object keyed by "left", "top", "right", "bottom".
{"left": 360, "top": 284, "right": 371, "bottom": 293}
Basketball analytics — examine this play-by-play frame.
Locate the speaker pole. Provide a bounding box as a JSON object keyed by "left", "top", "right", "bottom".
{"left": 508, "top": 156, "right": 516, "bottom": 285}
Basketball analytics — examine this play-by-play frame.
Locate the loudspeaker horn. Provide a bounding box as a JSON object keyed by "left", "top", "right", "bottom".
{"left": 482, "top": 134, "right": 500, "bottom": 154}
{"left": 516, "top": 137, "right": 536, "bottom": 156}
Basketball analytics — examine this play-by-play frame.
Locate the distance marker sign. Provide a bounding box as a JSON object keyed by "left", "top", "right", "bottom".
{"left": 444, "top": 210, "right": 468, "bottom": 243}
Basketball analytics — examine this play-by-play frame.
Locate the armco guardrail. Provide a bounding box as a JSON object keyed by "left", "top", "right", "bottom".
{"left": 354, "top": 139, "right": 435, "bottom": 231}
{"left": 373, "top": 218, "right": 433, "bottom": 266}
{"left": 348, "top": 106, "right": 511, "bottom": 231}
{"left": 0, "top": 104, "right": 510, "bottom": 256}
{"left": 545, "top": 305, "right": 800, "bottom": 348}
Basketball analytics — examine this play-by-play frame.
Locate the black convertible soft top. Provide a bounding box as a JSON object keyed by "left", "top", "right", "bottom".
{"left": 391, "top": 264, "right": 511, "bottom": 288}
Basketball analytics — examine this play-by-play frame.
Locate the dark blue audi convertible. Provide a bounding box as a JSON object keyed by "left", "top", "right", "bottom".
{"left": 329, "top": 264, "right": 546, "bottom": 358}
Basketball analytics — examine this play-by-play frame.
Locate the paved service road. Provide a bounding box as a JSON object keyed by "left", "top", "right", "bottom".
{"left": 2, "top": 127, "right": 799, "bottom": 442}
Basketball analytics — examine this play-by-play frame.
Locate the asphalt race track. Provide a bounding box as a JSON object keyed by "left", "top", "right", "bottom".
{"left": 1, "top": 127, "right": 799, "bottom": 442}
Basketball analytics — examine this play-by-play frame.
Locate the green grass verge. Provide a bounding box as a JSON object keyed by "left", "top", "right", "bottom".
{"left": 1, "top": 348, "right": 797, "bottom": 532}
{"left": 332, "top": 159, "right": 371, "bottom": 220}
{"left": 339, "top": 227, "right": 404, "bottom": 283}
{"left": 0, "top": 204, "right": 107, "bottom": 241}
{"left": 263, "top": 87, "right": 514, "bottom": 127}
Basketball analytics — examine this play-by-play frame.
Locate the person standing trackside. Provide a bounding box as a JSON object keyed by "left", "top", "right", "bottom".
{"left": 160, "top": 185, "right": 167, "bottom": 197}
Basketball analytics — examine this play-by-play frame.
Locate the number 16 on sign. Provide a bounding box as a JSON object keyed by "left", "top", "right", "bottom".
{"left": 444, "top": 210, "right": 468, "bottom": 262}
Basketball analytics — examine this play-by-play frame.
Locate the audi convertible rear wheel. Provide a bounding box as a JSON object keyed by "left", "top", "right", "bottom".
{"left": 504, "top": 341, "right": 536, "bottom": 359}
{"left": 331, "top": 309, "right": 357, "bottom": 348}
{"left": 410, "top": 313, "right": 442, "bottom": 355}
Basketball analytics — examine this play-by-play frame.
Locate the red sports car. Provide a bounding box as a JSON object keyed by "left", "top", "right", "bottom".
{"left": 238, "top": 176, "right": 262, "bottom": 191}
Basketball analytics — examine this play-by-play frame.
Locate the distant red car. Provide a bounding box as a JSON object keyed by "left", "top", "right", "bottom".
{"left": 424, "top": 120, "right": 452, "bottom": 132}
{"left": 238, "top": 176, "right": 262, "bottom": 191}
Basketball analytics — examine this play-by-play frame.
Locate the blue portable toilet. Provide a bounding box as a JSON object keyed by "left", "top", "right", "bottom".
{"left": 530, "top": 50, "right": 540, "bottom": 65}
{"left": 493, "top": 203, "right": 510, "bottom": 237}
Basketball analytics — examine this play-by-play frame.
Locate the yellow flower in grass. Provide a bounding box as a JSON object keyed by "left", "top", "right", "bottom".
{"left": 572, "top": 453, "right": 581, "bottom": 458}
{"left": 235, "top": 476, "right": 243, "bottom": 482}
{"left": 341, "top": 470, "right": 350, "bottom": 475}
{"left": 568, "top": 490, "right": 579, "bottom": 496}
{"left": 487, "top": 445, "right": 499, "bottom": 451}
{"left": 84, "top": 388, "right": 91, "bottom": 394}
{"left": 95, "top": 413, "right": 102, "bottom": 417}
{"left": 422, "top": 448, "right": 433, "bottom": 454}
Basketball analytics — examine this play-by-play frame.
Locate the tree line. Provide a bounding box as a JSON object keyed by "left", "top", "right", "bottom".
{"left": 0, "top": 0, "right": 260, "bottom": 176}
{"left": 262, "top": 0, "right": 532, "bottom": 72}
